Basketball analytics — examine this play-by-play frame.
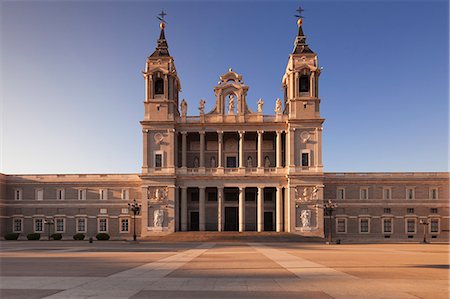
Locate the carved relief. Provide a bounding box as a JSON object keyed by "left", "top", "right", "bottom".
{"left": 147, "top": 187, "right": 168, "bottom": 201}
{"left": 300, "top": 131, "right": 310, "bottom": 143}
{"left": 295, "top": 186, "right": 320, "bottom": 202}
{"left": 301, "top": 209, "right": 311, "bottom": 228}
{"left": 153, "top": 209, "right": 164, "bottom": 227}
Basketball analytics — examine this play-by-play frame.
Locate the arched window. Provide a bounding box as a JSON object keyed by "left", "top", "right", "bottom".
{"left": 154, "top": 78, "right": 164, "bottom": 95}
{"left": 299, "top": 75, "right": 309, "bottom": 93}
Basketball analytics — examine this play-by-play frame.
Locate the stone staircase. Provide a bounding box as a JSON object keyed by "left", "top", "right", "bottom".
{"left": 139, "top": 232, "right": 325, "bottom": 243}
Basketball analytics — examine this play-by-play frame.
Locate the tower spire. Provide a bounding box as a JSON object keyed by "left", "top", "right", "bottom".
{"left": 150, "top": 10, "right": 170, "bottom": 57}
{"left": 292, "top": 6, "right": 314, "bottom": 54}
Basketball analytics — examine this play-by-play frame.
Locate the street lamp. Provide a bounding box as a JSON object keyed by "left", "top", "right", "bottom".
{"left": 315, "top": 200, "right": 338, "bottom": 244}
{"left": 419, "top": 219, "right": 429, "bottom": 244}
{"left": 128, "top": 199, "right": 142, "bottom": 241}
{"left": 44, "top": 218, "right": 54, "bottom": 240}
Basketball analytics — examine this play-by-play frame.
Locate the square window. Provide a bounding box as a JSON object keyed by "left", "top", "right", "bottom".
{"left": 55, "top": 218, "right": 65, "bottom": 233}
{"left": 301, "top": 153, "right": 309, "bottom": 167}
{"left": 336, "top": 219, "right": 346, "bottom": 233}
{"left": 360, "top": 219, "right": 369, "bottom": 233}
{"left": 13, "top": 218, "right": 23, "bottom": 233}
{"left": 383, "top": 208, "right": 391, "bottom": 214}
{"left": 383, "top": 219, "right": 393, "bottom": 233}
{"left": 226, "top": 156, "right": 237, "bottom": 168}
{"left": 121, "top": 208, "right": 129, "bottom": 214}
{"left": 100, "top": 208, "right": 107, "bottom": 214}
{"left": 77, "top": 218, "right": 86, "bottom": 233}
{"left": 430, "top": 219, "right": 439, "bottom": 233}
{"left": 98, "top": 219, "right": 108, "bottom": 232}
{"left": 430, "top": 208, "right": 438, "bottom": 214}
{"left": 360, "top": 188, "right": 368, "bottom": 200}
{"left": 407, "top": 208, "right": 415, "bottom": 214}
{"left": 120, "top": 219, "right": 129, "bottom": 232}
{"left": 34, "top": 218, "right": 44, "bottom": 233}
{"left": 406, "top": 219, "right": 416, "bottom": 233}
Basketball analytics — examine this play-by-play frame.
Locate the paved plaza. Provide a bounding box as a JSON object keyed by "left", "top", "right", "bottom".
{"left": 0, "top": 240, "right": 448, "bottom": 298}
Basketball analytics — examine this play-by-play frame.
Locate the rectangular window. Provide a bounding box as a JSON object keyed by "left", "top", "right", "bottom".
{"left": 383, "top": 208, "right": 391, "bottom": 214}
{"left": 430, "top": 208, "right": 438, "bottom": 214}
{"left": 98, "top": 218, "right": 108, "bottom": 232}
{"left": 155, "top": 153, "right": 162, "bottom": 168}
{"left": 14, "top": 189, "right": 22, "bottom": 200}
{"left": 55, "top": 218, "right": 65, "bottom": 233}
{"left": 226, "top": 156, "right": 237, "bottom": 168}
{"left": 36, "top": 189, "right": 44, "bottom": 201}
{"left": 337, "top": 188, "right": 345, "bottom": 200}
{"left": 299, "top": 75, "right": 310, "bottom": 92}
{"left": 121, "top": 189, "right": 130, "bottom": 200}
{"left": 406, "top": 188, "right": 415, "bottom": 200}
{"left": 430, "top": 219, "right": 439, "bottom": 233}
{"left": 430, "top": 188, "right": 438, "bottom": 200}
{"left": 120, "top": 219, "right": 129, "bottom": 233}
{"left": 360, "top": 188, "right": 368, "bottom": 200}
{"left": 100, "top": 208, "right": 107, "bottom": 214}
{"left": 207, "top": 192, "right": 217, "bottom": 201}
{"left": 56, "top": 189, "right": 65, "bottom": 200}
{"left": 383, "top": 188, "right": 391, "bottom": 200}
{"left": 301, "top": 152, "right": 309, "bottom": 167}
{"left": 407, "top": 208, "right": 415, "bottom": 214}
{"left": 76, "top": 218, "right": 87, "bottom": 233}
{"left": 336, "top": 218, "right": 346, "bottom": 233}
{"left": 34, "top": 218, "right": 44, "bottom": 233}
{"left": 13, "top": 218, "right": 23, "bottom": 233}
{"left": 359, "top": 218, "right": 370, "bottom": 233}
{"left": 406, "top": 219, "right": 416, "bottom": 233}
{"left": 383, "top": 218, "right": 393, "bottom": 233}
{"left": 78, "top": 189, "right": 86, "bottom": 200}
{"left": 99, "top": 189, "right": 108, "bottom": 200}
{"left": 121, "top": 208, "right": 129, "bottom": 214}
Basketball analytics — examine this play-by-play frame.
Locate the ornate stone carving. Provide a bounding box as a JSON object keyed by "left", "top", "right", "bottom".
{"left": 153, "top": 209, "right": 164, "bottom": 227}
{"left": 147, "top": 187, "right": 168, "bottom": 201}
{"left": 300, "top": 131, "right": 310, "bottom": 143}
{"left": 154, "top": 133, "right": 164, "bottom": 144}
{"left": 295, "top": 186, "right": 320, "bottom": 202}
{"left": 228, "top": 94, "right": 235, "bottom": 115}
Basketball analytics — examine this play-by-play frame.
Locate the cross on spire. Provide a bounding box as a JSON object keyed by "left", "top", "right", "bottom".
{"left": 157, "top": 10, "right": 167, "bottom": 23}
{"left": 294, "top": 5, "right": 304, "bottom": 19}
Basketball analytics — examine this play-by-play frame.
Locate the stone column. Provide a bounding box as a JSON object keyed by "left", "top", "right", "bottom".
{"left": 276, "top": 130, "right": 282, "bottom": 168}
{"left": 239, "top": 131, "right": 245, "bottom": 168}
{"left": 181, "top": 187, "right": 187, "bottom": 231}
{"left": 181, "top": 132, "right": 187, "bottom": 168}
{"left": 257, "top": 130, "right": 263, "bottom": 169}
{"left": 174, "top": 186, "right": 179, "bottom": 231}
{"left": 239, "top": 187, "right": 245, "bottom": 232}
{"left": 295, "top": 72, "right": 299, "bottom": 97}
{"left": 217, "top": 187, "right": 224, "bottom": 232}
{"left": 257, "top": 187, "right": 264, "bottom": 232}
{"left": 199, "top": 131, "right": 205, "bottom": 168}
{"left": 217, "top": 131, "right": 223, "bottom": 168}
{"left": 199, "top": 187, "right": 206, "bottom": 231}
{"left": 318, "top": 127, "right": 323, "bottom": 167}
{"left": 149, "top": 74, "right": 153, "bottom": 100}
{"left": 288, "top": 128, "right": 295, "bottom": 169}
{"left": 164, "top": 74, "right": 168, "bottom": 98}
{"left": 310, "top": 72, "right": 315, "bottom": 97}
{"left": 276, "top": 187, "right": 283, "bottom": 232}
{"left": 142, "top": 129, "right": 149, "bottom": 171}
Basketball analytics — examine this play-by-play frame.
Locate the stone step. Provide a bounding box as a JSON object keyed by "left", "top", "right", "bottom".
{"left": 139, "top": 232, "right": 325, "bottom": 243}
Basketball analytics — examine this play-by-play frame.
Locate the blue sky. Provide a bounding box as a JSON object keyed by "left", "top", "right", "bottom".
{"left": 1, "top": 0, "right": 448, "bottom": 174}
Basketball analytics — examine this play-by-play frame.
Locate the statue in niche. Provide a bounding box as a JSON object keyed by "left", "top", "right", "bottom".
{"left": 180, "top": 99, "right": 187, "bottom": 117}
{"left": 275, "top": 98, "right": 282, "bottom": 114}
{"left": 210, "top": 156, "right": 216, "bottom": 168}
{"left": 264, "top": 156, "right": 271, "bottom": 168}
{"left": 312, "top": 186, "right": 319, "bottom": 200}
{"left": 247, "top": 156, "right": 253, "bottom": 168}
{"left": 301, "top": 209, "right": 311, "bottom": 228}
{"left": 257, "top": 98, "right": 264, "bottom": 113}
{"left": 153, "top": 209, "right": 164, "bottom": 227}
{"left": 228, "top": 94, "right": 235, "bottom": 115}
{"left": 199, "top": 99, "right": 205, "bottom": 115}
{"left": 193, "top": 157, "right": 199, "bottom": 168}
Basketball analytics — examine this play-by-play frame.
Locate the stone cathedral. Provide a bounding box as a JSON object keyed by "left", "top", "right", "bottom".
{"left": 0, "top": 15, "right": 448, "bottom": 242}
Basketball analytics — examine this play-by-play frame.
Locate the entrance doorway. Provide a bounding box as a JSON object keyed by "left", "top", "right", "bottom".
{"left": 224, "top": 207, "right": 238, "bottom": 231}
{"left": 264, "top": 211, "right": 274, "bottom": 231}
{"left": 190, "top": 211, "right": 199, "bottom": 231}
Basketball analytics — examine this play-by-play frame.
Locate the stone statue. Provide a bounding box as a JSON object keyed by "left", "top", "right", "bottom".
{"left": 312, "top": 186, "right": 319, "bottom": 199}
{"left": 257, "top": 98, "right": 264, "bottom": 113}
{"left": 247, "top": 156, "right": 253, "bottom": 168}
{"left": 302, "top": 188, "right": 308, "bottom": 200}
{"left": 275, "top": 98, "right": 282, "bottom": 114}
{"left": 210, "top": 156, "right": 216, "bottom": 168}
{"left": 180, "top": 99, "right": 187, "bottom": 117}
{"left": 301, "top": 209, "right": 311, "bottom": 228}
{"left": 193, "top": 157, "right": 199, "bottom": 168}
{"left": 264, "top": 156, "right": 270, "bottom": 168}
{"left": 228, "top": 94, "right": 235, "bottom": 115}
{"left": 153, "top": 209, "right": 164, "bottom": 227}
{"left": 199, "top": 99, "right": 205, "bottom": 115}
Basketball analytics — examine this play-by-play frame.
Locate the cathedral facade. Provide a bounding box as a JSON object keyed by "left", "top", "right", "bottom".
{"left": 0, "top": 17, "right": 448, "bottom": 242}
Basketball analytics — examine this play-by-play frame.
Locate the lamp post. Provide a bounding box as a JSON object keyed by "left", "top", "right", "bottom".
{"left": 315, "top": 200, "right": 338, "bottom": 244}
{"left": 44, "top": 218, "right": 54, "bottom": 240}
{"left": 419, "top": 219, "right": 429, "bottom": 244}
{"left": 128, "top": 199, "right": 142, "bottom": 241}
